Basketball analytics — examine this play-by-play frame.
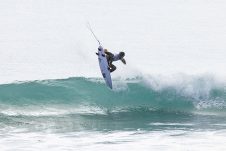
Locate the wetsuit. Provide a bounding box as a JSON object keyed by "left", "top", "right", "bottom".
{"left": 105, "top": 51, "right": 120, "bottom": 73}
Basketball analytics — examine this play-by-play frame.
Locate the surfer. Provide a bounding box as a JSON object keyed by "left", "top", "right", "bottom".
{"left": 104, "top": 49, "right": 126, "bottom": 73}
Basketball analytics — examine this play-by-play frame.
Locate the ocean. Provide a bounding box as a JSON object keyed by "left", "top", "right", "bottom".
{"left": 0, "top": 77, "right": 226, "bottom": 150}
{"left": 1, "top": 0, "right": 226, "bottom": 150}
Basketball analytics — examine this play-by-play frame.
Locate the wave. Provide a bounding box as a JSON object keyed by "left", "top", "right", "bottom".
{"left": 0, "top": 76, "right": 226, "bottom": 116}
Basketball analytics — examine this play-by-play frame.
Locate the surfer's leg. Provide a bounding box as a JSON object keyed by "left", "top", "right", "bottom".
{"left": 106, "top": 55, "right": 110, "bottom": 61}
{"left": 107, "top": 55, "right": 113, "bottom": 64}
{"left": 110, "top": 64, "right": 116, "bottom": 73}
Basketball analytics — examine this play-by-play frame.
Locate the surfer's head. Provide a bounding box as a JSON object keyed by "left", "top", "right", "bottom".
{"left": 104, "top": 49, "right": 108, "bottom": 52}
{"left": 119, "top": 52, "right": 125, "bottom": 59}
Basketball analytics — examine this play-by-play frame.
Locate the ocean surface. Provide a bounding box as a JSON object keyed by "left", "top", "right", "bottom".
{"left": 1, "top": 0, "right": 226, "bottom": 150}
{"left": 0, "top": 77, "right": 226, "bottom": 150}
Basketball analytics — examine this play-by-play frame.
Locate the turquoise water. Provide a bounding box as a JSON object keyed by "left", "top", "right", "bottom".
{"left": 0, "top": 77, "right": 226, "bottom": 132}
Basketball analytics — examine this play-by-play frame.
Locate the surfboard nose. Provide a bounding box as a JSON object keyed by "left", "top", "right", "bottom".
{"left": 98, "top": 46, "right": 103, "bottom": 51}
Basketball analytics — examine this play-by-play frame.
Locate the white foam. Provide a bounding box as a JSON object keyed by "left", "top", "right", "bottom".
{"left": 142, "top": 73, "right": 226, "bottom": 100}
{"left": 1, "top": 130, "right": 226, "bottom": 151}
{"left": 0, "top": 104, "right": 106, "bottom": 116}
{"left": 149, "top": 122, "right": 194, "bottom": 126}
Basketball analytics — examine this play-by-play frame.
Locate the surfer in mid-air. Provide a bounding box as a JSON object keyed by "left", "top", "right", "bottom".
{"left": 87, "top": 22, "right": 126, "bottom": 88}
{"left": 104, "top": 49, "right": 126, "bottom": 73}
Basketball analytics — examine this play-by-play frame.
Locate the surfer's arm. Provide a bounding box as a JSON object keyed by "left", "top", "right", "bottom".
{"left": 121, "top": 58, "right": 126, "bottom": 65}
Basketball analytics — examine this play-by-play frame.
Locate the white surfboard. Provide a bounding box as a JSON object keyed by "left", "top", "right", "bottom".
{"left": 97, "top": 46, "right": 112, "bottom": 89}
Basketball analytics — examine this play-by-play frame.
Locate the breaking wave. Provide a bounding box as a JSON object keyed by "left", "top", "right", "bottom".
{"left": 0, "top": 75, "right": 225, "bottom": 116}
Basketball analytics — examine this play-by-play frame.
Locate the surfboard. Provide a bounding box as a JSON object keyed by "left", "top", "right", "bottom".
{"left": 97, "top": 46, "right": 113, "bottom": 89}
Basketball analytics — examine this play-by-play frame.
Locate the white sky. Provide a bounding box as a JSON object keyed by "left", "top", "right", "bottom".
{"left": 0, "top": 0, "right": 226, "bottom": 83}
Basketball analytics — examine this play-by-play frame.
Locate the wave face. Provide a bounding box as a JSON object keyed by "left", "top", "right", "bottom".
{"left": 0, "top": 76, "right": 226, "bottom": 132}
{"left": 0, "top": 76, "right": 226, "bottom": 114}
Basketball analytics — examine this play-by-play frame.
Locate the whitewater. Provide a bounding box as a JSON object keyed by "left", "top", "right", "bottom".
{"left": 1, "top": 0, "right": 226, "bottom": 150}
